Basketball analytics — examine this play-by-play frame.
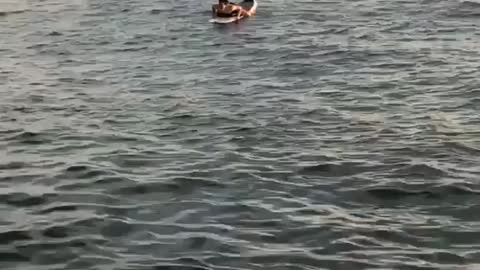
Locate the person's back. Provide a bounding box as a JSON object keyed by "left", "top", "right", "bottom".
{"left": 212, "top": 0, "right": 244, "bottom": 17}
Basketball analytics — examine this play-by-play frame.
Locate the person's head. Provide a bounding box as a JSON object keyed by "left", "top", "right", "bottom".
{"left": 219, "top": 0, "right": 228, "bottom": 7}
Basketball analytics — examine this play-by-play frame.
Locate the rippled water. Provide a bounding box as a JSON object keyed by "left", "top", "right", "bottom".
{"left": 2, "top": 0, "right": 480, "bottom": 269}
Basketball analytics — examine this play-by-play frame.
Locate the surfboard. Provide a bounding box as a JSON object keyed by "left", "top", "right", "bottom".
{"left": 209, "top": 16, "right": 243, "bottom": 24}
{"left": 210, "top": 0, "right": 257, "bottom": 24}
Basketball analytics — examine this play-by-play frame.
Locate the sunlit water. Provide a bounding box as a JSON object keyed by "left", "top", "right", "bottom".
{"left": 2, "top": 0, "right": 480, "bottom": 269}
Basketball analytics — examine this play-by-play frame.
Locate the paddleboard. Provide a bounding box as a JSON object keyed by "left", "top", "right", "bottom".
{"left": 210, "top": 0, "right": 257, "bottom": 24}
{"left": 209, "top": 16, "right": 243, "bottom": 24}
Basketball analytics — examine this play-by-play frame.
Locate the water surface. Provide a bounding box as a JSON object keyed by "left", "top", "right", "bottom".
{"left": 2, "top": 0, "right": 480, "bottom": 269}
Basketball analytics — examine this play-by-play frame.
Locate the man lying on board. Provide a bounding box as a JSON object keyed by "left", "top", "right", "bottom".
{"left": 212, "top": 0, "right": 253, "bottom": 19}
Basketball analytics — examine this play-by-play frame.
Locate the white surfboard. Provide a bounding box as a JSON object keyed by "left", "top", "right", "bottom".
{"left": 209, "top": 16, "right": 243, "bottom": 24}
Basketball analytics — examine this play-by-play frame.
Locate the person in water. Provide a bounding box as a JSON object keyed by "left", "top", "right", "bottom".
{"left": 212, "top": 0, "right": 253, "bottom": 19}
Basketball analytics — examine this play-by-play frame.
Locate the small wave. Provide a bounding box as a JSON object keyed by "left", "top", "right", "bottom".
{"left": 299, "top": 162, "right": 372, "bottom": 177}
{"left": 364, "top": 183, "right": 480, "bottom": 200}
{"left": 444, "top": 141, "right": 480, "bottom": 155}
{"left": 43, "top": 226, "right": 70, "bottom": 238}
{"left": 366, "top": 187, "right": 434, "bottom": 199}
{"left": 64, "top": 255, "right": 117, "bottom": 269}
{"left": 39, "top": 205, "right": 78, "bottom": 214}
{"left": 152, "top": 264, "right": 210, "bottom": 270}
{"left": 0, "top": 230, "right": 32, "bottom": 245}
{"left": 62, "top": 165, "right": 116, "bottom": 182}
{"left": 391, "top": 163, "right": 448, "bottom": 179}
{"left": 235, "top": 252, "right": 381, "bottom": 269}
{"left": 150, "top": 8, "right": 170, "bottom": 15}
{"left": 459, "top": 0, "right": 480, "bottom": 6}
{"left": 0, "top": 9, "right": 26, "bottom": 17}
{"left": 446, "top": 1, "right": 480, "bottom": 17}
{"left": 12, "top": 106, "right": 35, "bottom": 113}
{"left": 94, "top": 176, "right": 131, "bottom": 185}
{"left": 0, "top": 162, "right": 26, "bottom": 170}
{"left": 112, "top": 46, "right": 149, "bottom": 52}
{"left": 0, "top": 192, "right": 50, "bottom": 207}
{"left": 99, "top": 219, "right": 133, "bottom": 237}
{"left": 0, "top": 251, "right": 29, "bottom": 262}
{"left": 6, "top": 131, "right": 50, "bottom": 145}
{"left": 65, "top": 165, "right": 89, "bottom": 172}
{"left": 113, "top": 177, "right": 223, "bottom": 195}
{"left": 434, "top": 184, "right": 480, "bottom": 195}
{"left": 15, "top": 236, "right": 106, "bottom": 265}
{"left": 47, "top": 31, "right": 62, "bottom": 36}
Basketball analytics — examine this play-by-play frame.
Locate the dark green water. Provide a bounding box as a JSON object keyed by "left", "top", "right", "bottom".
{"left": 2, "top": 0, "right": 480, "bottom": 269}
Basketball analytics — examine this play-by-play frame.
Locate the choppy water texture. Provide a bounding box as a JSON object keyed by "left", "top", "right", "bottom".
{"left": 2, "top": 0, "right": 480, "bottom": 269}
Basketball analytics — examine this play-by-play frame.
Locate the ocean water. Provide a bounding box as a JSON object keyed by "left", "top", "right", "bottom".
{"left": 1, "top": 0, "right": 480, "bottom": 269}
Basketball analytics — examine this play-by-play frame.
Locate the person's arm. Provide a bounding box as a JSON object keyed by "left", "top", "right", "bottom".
{"left": 236, "top": 8, "right": 250, "bottom": 19}
{"left": 234, "top": 8, "right": 243, "bottom": 19}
